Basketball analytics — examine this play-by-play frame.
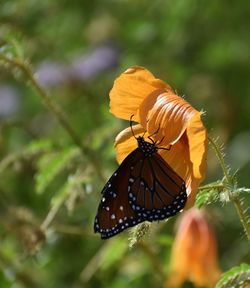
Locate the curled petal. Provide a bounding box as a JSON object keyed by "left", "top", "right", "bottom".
{"left": 185, "top": 174, "right": 200, "bottom": 208}
{"left": 139, "top": 92, "right": 197, "bottom": 146}
{"left": 109, "top": 66, "right": 172, "bottom": 121}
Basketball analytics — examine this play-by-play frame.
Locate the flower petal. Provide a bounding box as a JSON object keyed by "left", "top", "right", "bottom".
{"left": 158, "top": 133, "right": 196, "bottom": 207}
{"left": 139, "top": 92, "right": 197, "bottom": 146}
{"left": 109, "top": 66, "right": 172, "bottom": 121}
{"left": 158, "top": 133, "right": 190, "bottom": 184}
{"left": 186, "top": 112, "right": 208, "bottom": 181}
{"left": 114, "top": 124, "right": 144, "bottom": 164}
{"left": 167, "top": 209, "right": 221, "bottom": 288}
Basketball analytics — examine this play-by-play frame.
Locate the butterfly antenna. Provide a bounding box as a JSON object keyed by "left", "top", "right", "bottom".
{"left": 130, "top": 114, "right": 136, "bottom": 139}
{"left": 157, "top": 136, "right": 164, "bottom": 146}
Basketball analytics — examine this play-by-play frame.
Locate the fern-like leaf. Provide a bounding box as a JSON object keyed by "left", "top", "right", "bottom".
{"left": 35, "top": 146, "right": 80, "bottom": 194}
{"left": 215, "top": 263, "right": 250, "bottom": 288}
{"left": 0, "top": 139, "right": 53, "bottom": 174}
{"left": 50, "top": 172, "right": 86, "bottom": 209}
{"left": 24, "top": 138, "right": 53, "bottom": 155}
{"left": 195, "top": 188, "right": 219, "bottom": 208}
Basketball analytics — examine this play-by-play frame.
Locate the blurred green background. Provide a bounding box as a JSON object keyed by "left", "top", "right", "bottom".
{"left": 0, "top": 1, "right": 249, "bottom": 287}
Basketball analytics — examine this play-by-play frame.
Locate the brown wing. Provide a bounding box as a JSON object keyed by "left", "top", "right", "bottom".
{"left": 94, "top": 149, "right": 147, "bottom": 239}
{"left": 128, "top": 152, "right": 187, "bottom": 222}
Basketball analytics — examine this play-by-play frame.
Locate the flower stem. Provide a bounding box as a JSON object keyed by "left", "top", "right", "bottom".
{"left": 138, "top": 242, "right": 166, "bottom": 281}
{"left": 40, "top": 196, "right": 65, "bottom": 231}
{"left": 0, "top": 53, "right": 105, "bottom": 182}
{"left": 209, "top": 136, "right": 250, "bottom": 242}
{"left": 232, "top": 198, "right": 250, "bottom": 241}
{"left": 208, "top": 137, "right": 231, "bottom": 184}
{"left": 199, "top": 183, "right": 224, "bottom": 191}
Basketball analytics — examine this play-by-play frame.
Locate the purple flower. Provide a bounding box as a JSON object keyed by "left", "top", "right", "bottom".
{"left": 0, "top": 85, "right": 20, "bottom": 118}
{"left": 36, "top": 62, "right": 68, "bottom": 88}
{"left": 35, "top": 45, "right": 120, "bottom": 87}
{"left": 69, "top": 45, "right": 119, "bottom": 81}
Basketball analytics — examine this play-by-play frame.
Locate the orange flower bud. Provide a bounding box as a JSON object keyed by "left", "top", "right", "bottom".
{"left": 167, "top": 208, "right": 221, "bottom": 288}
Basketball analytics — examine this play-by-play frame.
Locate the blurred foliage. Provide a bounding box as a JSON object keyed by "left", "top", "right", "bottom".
{"left": 0, "top": 0, "right": 250, "bottom": 287}
{"left": 215, "top": 263, "right": 250, "bottom": 288}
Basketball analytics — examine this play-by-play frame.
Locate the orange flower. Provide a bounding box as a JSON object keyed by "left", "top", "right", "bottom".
{"left": 110, "top": 66, "right": 207, "bottom": 207}
{"left": 166, "top": 208, "right": 221, "bottom": 288}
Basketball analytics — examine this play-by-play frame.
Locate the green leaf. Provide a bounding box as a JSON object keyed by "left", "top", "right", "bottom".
{"left": 0, "top": 33, "right": 24, "bottom": 58}
{"left": 50, "top": 178, "right": 72, "bottom": 207}
{"left": 50, "top": 172, "right": 86, "bottom": 208}
{"left": 35, "top": 146, "right": 80, "bottom": 194}
{"left": 24, "top": 138, "right": 53, "bottom": 155}
{"left": 195, "top": 188, "right": 219, "bottom": 208}
{"left": 215, "top": 263, "right": 250, "bottom": 288}
{"left": 100, "top": 239, "right": 128, "bottom": 270}
{"left": 0, "top": 139, "right": 53, "bottom": 174}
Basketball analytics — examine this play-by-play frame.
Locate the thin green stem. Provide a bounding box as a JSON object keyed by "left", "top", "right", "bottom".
{"left": 233, "top": 198, "right": 250, "bottom": 241}
{"left": 199, "top": 184, "right": 224, "bottom": 191}
{"left": 208, "top": 137, "right": 231, "bottom": 184}
{"left": 209, "top": 136, "right": 250, "bottom": 242}
{"left": 79, "top": 242, "right": 115, "bottom": 283}
{"left": 138, "top": 242, "right": 166, "bottom": 281}
{"left": 0, "top": 53, "right": 105, "bottom": 182}
{"left": 52, "top": 224, "right": 88, "bottom": 236}
{"left": 40, "top": 197, "right": 65, "bottom": 231}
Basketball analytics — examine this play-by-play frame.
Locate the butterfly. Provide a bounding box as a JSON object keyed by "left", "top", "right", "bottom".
{"left": 94, "top": 118, "right": 187, "bottom": 239}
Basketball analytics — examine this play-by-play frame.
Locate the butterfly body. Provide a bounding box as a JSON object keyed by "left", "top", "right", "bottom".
{"left": 94, "top": 136, "right": 187, "bottom": 239}
{"left": 136, "top": 136, "right": 157, "bottom": 156}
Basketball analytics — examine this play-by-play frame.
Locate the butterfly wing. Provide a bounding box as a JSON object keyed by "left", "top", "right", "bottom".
{"left": 94, "top": 149, "right": 147, "bottom": 239}
{"left": 127, "top": 152, "right": 187, "bottom": 221}
{"left": 94, "top": 144, "right": 187, "bottom": 239}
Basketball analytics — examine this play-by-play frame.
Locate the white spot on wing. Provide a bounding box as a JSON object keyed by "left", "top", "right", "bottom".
{"left": 129, "top": 178, "right": 135, "bottom": 183}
